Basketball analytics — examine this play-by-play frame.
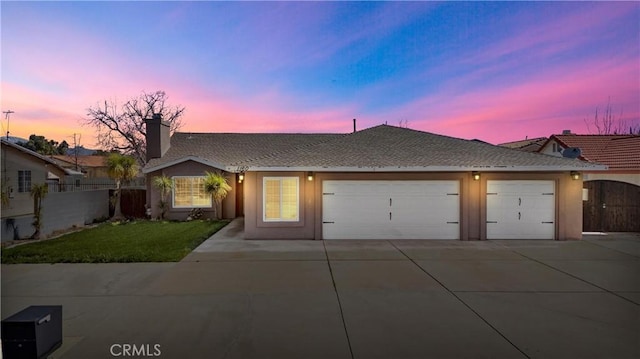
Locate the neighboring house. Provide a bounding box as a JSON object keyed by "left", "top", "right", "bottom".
{"left": 1, "top": 139, "right": 108, "bottom": 241}
{"left": 499, "top": 137, "right": 548, "bottom": 152}
{"left": 50, "top": 155, "right": 110, "bottom": 178}
{"left": 1, "top": 139, "right": 71, "bottom": 219}
{"left": 538, "top": 133, "right": 640, "bottom": 232}
{"left": 143, "top": 116, "right": 604, "bottom": 240}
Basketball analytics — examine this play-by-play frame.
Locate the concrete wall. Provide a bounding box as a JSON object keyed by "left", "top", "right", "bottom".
{"left": 1, "top": 189, "right": 109, "bottom": 241}
{"left": 146, "top": 160, "right": 237, "bottom": 221}
{"left": 243, "top": 171, "right": 584, "bottom": 241}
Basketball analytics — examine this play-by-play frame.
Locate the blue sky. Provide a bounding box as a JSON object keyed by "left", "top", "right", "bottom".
{"left": 2, "top": 1, "right": 639, "bottom": 144}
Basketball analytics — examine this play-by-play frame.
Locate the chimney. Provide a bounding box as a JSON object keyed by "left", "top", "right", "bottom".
{"left": 562, "top": 129, "right": 572, "bottom": 135}
{"left": 145, "top": 113, "right": 170, "bottom": 161}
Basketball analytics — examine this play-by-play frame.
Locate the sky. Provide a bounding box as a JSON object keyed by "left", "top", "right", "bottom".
{"left": 2, "top": 1, "right": 639, "bottom": 146}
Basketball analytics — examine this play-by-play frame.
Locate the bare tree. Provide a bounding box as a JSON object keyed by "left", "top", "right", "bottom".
{"left": 584, "top": 97, "right": 639, "bottom": 135}
{"left": 83, "top": 91, "right": 185, "bottom": 166}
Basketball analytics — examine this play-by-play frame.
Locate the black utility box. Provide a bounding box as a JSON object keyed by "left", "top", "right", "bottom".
{"left": 1, "top": 305, "right": 62, "bottom": 359}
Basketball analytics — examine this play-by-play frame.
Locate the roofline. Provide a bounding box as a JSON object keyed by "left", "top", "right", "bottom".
{"left": 143, "top": 154, "right": 607, "bottom": 174}
{"left": 235, "top": 164, "right": 608, "bottom": 173}
{"left": 1, "top": 139, "right": 75, "bottom": 175}
{"left": 538, "top": 135, "right": 591, "bottom": 161}
{"left": 142, "top": 156, "right": 228, "bottom": 173}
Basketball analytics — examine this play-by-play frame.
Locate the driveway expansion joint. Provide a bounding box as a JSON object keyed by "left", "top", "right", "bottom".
{"left": 387, "top": 240, "right": 532, "bottom": 359}
{"left": 322, "top": 240, "right": 355, "bottom": 359}
{"left": 512, "top": 251, "right": 640, "bottom": 306}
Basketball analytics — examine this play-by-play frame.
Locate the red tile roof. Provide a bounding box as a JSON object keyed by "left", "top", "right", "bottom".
{"left": 548, "top": 135, "right": 640, "bottom": 170}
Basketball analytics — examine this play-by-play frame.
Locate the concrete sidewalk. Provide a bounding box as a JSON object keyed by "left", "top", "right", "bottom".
{"left": 2, "top": 219, "right": 638, "bottom": 358}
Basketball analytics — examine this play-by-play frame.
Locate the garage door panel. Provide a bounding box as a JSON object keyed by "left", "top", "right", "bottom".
{"left": 322, "top": 180, "right": 459, "bottom": 240}
{"left": 487, "top": 180, "right": 555, "bottom": 240}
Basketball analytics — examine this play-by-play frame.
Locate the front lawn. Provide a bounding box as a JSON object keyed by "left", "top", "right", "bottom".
{"left": 1, "top": 220, "right": 229, "bottom": 263}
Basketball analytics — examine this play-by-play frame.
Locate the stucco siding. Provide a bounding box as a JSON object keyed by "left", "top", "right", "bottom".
{"left": 243, "top": 171, "right": 316, "bottom": 239}
{"left": 1, "top": 145, "right": 66, "bottom": 218}
{"left": 583, "top": 172, "right": 640, "bottom": 187}
{"left": 146, "top": 160, "right": 236, "bottom": 220}
{"left": 243, "top": 171, "right": 583, "bottom": 240}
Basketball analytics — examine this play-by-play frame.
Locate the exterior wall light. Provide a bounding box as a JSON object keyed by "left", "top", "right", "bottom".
{"left": 472, "top": 171, "right": 480, "bottom": 181}
{"left": 570, "top": 171, "right": 580, "bottom": 180}
{"left": 238, "top": 173, "right": 245, "bottom": 183}
{"left": 307, "top": 172, "right": 314, "bottom": 181}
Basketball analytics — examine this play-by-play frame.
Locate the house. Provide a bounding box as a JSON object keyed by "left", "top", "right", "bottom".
{"left": 142, "top": 116, "right": 606, "bottom": 240}
{"left": 1, "top": 139, "right": 72, "bottom": 219}
{"left": 499, "top": 137, "right": 548, "bottom": 152}
{"left": 1, "top": 139, "right": 104, "bottom": 241}
{"left": 50, "top": 154, "right": 110, "bottom": 178}
{"left": 538, "top": 133, "right": 640, "bottom": 232}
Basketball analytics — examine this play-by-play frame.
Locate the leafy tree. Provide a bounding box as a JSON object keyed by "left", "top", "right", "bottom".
{"left": 57, "top": 140, "right": 69, "bottom": 155}
{"left": 152, "top": 175, "right": 173, "bottom": 220}
{"left": 18, "top": 135, "right": 68, "bottom": 155}
{"left": 84, "top": 90, "right": 185, "bottom": 166}
{"left": 30, "top": 183, "right": 48, "bottom": 239}
{"left": 203, "top": 171, "right": 232, "bottom": 220}
{"left": 107, "top": 153, "right": 139, "bottom": 220}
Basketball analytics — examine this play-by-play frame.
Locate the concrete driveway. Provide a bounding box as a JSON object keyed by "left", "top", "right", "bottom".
{"left": 2, "top": 219, "right": 639, "bottom": 359}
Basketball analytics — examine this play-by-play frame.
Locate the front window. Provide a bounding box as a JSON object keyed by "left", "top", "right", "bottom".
{"left": 172, "top": 176, "right": 212, "bottom": 208}
{"left": 18, "top": 170, "right": 31, "bottom": 193}
{"left": 263, "top": 177, "right": 299, "bottom": 222}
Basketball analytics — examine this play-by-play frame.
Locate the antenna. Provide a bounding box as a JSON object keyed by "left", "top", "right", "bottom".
{"left": 3, "top": 110, "right": 15, "bottom": 140}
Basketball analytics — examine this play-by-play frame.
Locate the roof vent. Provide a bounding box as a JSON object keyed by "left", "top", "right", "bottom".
{"left": 562, "top": 147, "right": 581, "bottom": 159}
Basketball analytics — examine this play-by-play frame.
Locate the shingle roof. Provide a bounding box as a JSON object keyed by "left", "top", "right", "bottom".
{"left": 545, "top": 134, "right": 640, "bottom": 170}
{"left": 51, "top": 155, "right": 108, "bottom": 168}
{"left": 499, "top": 137, "right": 548, "bottom": 152}
{"left": 143, "top": 125, "right": 604, "bottom": 173}
{"left": 145, "top": 132, "right": 343, "bottom": 172}
{"left": 1, "top": 139, "right": 74, "bottom": 175}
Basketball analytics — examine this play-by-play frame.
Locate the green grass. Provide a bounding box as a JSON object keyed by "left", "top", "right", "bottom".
{"left": 1, "top": 220, "right": 229, "bottom": 263}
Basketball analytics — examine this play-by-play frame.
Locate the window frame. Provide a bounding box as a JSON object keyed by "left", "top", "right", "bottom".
{"left": 262, "top": 176, "right": 300, "bottom": 222}
{"left": 171, "top": 176, "right": 212, "bottom": 209}
{"left": 18, "top": 170, "right": 32, "bottom": 193}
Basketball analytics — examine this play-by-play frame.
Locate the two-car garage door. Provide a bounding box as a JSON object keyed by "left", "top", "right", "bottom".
{"left": 322, "top": 181, "right": 460, "bottom": 239}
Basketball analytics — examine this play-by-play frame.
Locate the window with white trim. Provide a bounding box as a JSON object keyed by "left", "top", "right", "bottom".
{"left": 18, "top": 170, "right": 31, "bottom": 193}
{"left": 263, "top": 177, "right": 299, "bottom": 222}
{"left": 172, "top": 176, "right": 212, "bottom": 208}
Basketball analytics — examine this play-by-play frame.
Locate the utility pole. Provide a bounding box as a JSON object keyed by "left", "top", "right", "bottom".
{"left": 3, "top": 110, "right": 15, "bottom": 140}
{"left": 72, "top": 133, "right": 81, "bottom": 171}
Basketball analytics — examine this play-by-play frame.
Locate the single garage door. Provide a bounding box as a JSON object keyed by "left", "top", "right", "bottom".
{"left": 486, "top": 180, "right": 555, "bottom": 239}
{"left": 322, "top": 180, "right": 460, "bottom": 239}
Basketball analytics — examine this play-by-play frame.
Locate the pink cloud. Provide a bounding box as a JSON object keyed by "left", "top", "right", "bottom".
{"left": 380, "top": 57, "right": 639, "bottom": 143}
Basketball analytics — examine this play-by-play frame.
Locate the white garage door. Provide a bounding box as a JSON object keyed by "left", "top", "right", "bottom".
{"left": 486, "top": 180, "right": 555, "bottom": 239}
{"left": 322, "top": 180, "right": 460, "bottom": 239}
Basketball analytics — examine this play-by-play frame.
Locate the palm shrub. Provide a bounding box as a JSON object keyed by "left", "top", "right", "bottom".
{"left": 152, "top": 175, "right": 173, "bottom": 219}
{"left": 107, "top": 153, "right": 139, "bottom": 220}
{"left": 30, "top": 183, "right": 49, "bottom": 239}
{"left": 203, "top": 171, "right": 232, "bottom": 220}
